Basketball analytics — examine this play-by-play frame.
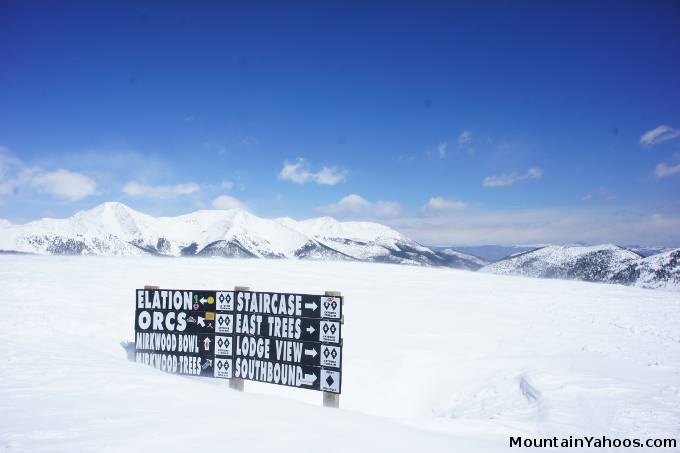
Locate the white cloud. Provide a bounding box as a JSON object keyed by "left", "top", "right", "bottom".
{"left": 279, "top": 158, "right": 347, "bottom": 185}
{"left": 388, "top": 208, "right": 680, "bottom": 247}
{"left": 29, "top": 169, "right": 97, "bottom": 201}
{"left": 437, "top": 142, "right": 447, "bottom": 159}
{"left": 122, "top": 181, "right": 200, "bottom": 198}
{"left": 483, "top": 167, "right": 543, "bottom": 188}
{"left": 318, "top": 194, "right": 402, "bottom": 218}
{"left": 0, "top": 147, "right": 20, "bottom": 181}
{"left": 640, "top": 125, "right": 680, "bottom": 148}
{"left": 0, "top": 148, "right": 97, "bottom": 201}
{"left": 458, "top": 131, "right": 472, "bottom": 146}
{"left": 654, "top": 162, "right": 680, "bottom": 179}
{"left": 422, "top": 196, "right": 466, "bottom": 213}
{"left": 220, "top": 180, "right": 234, "bottom": 190}
{"left": 212, "top": 194, "right": 245, "bottom": 210}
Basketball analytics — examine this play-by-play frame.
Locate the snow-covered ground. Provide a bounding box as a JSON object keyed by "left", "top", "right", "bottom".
{"left": 1, "top": 255, "right": 678, "bottom": 452}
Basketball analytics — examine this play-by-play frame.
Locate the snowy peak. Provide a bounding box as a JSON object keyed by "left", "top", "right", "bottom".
{"left": 0, "top": 202, "right": 482, "bottom": 269}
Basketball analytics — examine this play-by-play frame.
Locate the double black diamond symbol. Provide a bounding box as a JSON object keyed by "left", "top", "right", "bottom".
{"left": 323, "top": 347, "right": 338, "bottom": 359}
{"left": 324, "top": 299, "right": 338, "bottom": 310}
{"left": 217, "top": 338, "right": 230, "bottom": 348}
{"left": 218, "top": 293, "right": 232, "bottom": 304}
{"left": 322, "top": 323, "right": 338, "bottom": 335}
{"left": 218, "top": 316, "right": 231, "bottom": 326}
{"left": 217, "top": 360, "right": 230, "bottom": 371}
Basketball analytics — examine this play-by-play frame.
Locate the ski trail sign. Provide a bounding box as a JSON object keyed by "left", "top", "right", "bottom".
{"left": 134, "top": 288, "right": 343, "bottom": 394}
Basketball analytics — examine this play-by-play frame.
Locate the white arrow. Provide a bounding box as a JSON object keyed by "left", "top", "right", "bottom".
{"left": 304, "top": 302, "right": 318, "bottom": 311}
{"left": 203, "top": 337, "right": 211, "bottom": 351}
{"left": 302, "top": 373, "right": 317, "bottom": 385}
{"left": 199, "top": 297, "right": 208, "bottom": 305}
{"left": 305, "top": 325, "right": 315, "bottom": 334}
{"left": 304, "top": 348, "right": 317, "bottom": 358}
{"left": 197, "top": 316, "right": 205, "bottom": 327}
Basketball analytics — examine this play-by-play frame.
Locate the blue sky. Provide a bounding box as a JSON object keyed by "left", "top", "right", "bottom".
{"left": 1, "top": 1, "right": 679, "bottom": 245}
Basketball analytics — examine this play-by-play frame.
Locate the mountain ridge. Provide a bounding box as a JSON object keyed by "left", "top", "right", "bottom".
{"left": 0, "top": 202, "right": 485, "bottom": 269}
{"left": 480, "top": 244, "right": 679, "bottom": 290}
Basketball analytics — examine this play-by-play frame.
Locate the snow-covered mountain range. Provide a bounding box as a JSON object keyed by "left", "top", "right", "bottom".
{"left": 480, "top": 244, "right": 680, "bottom": 290}
{"left": 0, "top": 202, "right": 486, "bottom": 269}
{"left": 1, "top": 203, "right": 677, "bottom": 289}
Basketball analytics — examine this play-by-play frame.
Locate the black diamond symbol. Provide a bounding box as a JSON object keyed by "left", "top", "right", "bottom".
{"left": 326, "top": 375, "right": 335, "bottom": 387}
{"left": 224, "top": 361, "right": 229, "bottom": 370}
{"left": 217, "top": 361, "right": 223, "bottom": 370}
{"left": 331, "top": 349, "right": 338, "bottom": 359}
{"left": 218, "top": 338, "right": 224, "bottom": 347}
{"left": 323, "top": 348, "right": 330, "bottom": 358}
{"left": 226, "top": 294, "right": 231, "bottom": 302}
{"left": 323, "top": 324, "right": 329, "bottom": 334}
{"left": 331, "top": 301, "right": 337, "bottom": 310}
{"left": 330, "top": 324, "right": 337, "bottom": 334}
{"left": 324, "top": 301, "right": 330, "bottom": 309}
{"left": 224, "top": 339, "right": 230, "bottom": 347}
{"left": 219, "top": 294, "right": 224, "bottom": 302}
{"left": 218, "top": 317, "right": 224, "bottom": 325}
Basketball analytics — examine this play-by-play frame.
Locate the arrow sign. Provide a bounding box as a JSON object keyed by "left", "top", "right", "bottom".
{"left": 199, "top": 297, "right": 208, "bottom": 305}
{"left": 303, "top": 373, "right": 317, "bottom": 385}
{"left": 231, "top": 335, "right": 340, "bottom": 368}
{"left": 305, "top": 325, "right": 315, "bottom": 334}
{"left": 232, "top": 291, "right": 342, "bottom": 319}
{"left": 197, "top": 316, "right": 205, "bottom": 327}
{"left": 203, "top": 337, "right": 211, "bottom": 351}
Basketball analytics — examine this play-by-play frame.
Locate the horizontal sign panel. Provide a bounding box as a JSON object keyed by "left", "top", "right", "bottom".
{"left": 227, "top": 335, "right": 341, "bottom": 368}
{"left": 233, "top": 313, "right": 341, "bottom": 344}
{"left": 232, "top": 357, "right": 341, "bottom": 393}
{"left": 135, "top": 351, "right": 215, "bottom": 377}
{"left": 135, "top": 310, "right": 341, "bottom": 343}
{"left": 135, "top": 331, "right": 216, "bottom": 356}
{"left": 134, "top": 353, "right": 341, "bottom": 393}
{"left": 136, "top": 289, "right": 219, "bottom": 312}
{"left": 234, "top": 291, "right": 342, "bottom": 319}
{"left": 135, "top": 309, "right": 217, "bottom": 333}
{"left": 136, "top": 289, "right": 341, "bottom": 320}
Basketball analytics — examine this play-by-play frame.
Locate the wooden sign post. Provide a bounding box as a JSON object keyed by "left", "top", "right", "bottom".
{"left": 229, "top": 285, "right": 249, "bottom": 392}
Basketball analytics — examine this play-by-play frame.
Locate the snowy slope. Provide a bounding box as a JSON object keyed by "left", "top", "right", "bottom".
{"left": 445, "top": 245, "right": 542, "bottom": 262}
{"left": 480, "top": 244, "right": 642, "bottom": 281}
{"left": 0, "top": 202, "right": 480, "bottom": 268}
{"left": 612, "top": 248, "right": 680, "bottom": 290}
{"left": 0, "top": 256, "right": 678, "bottom": 452}
{"left": 276, "top": 216, "right": 485, "bottom": 267}
{"left": 438, "top": 248, "right": 488, "bottom": 270}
